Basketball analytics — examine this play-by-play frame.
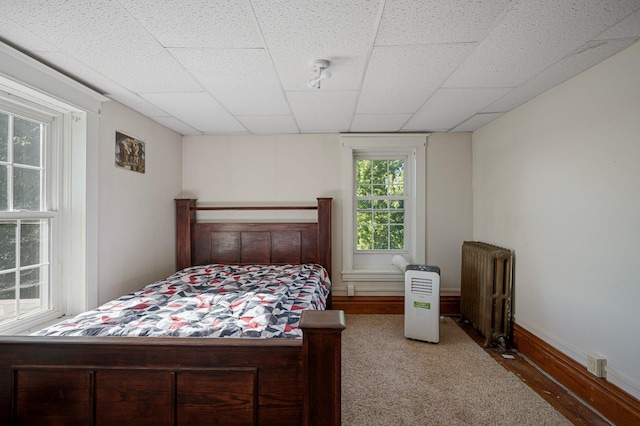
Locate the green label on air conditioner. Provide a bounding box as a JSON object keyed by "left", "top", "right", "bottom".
{"left": 414, "top": 301, "right": 431, "bottom": 310}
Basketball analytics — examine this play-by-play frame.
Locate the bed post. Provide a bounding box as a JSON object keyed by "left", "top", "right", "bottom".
{"left": 175, "top": 198, "right": 196, "bottom": 270}
{"left": 316, "top": 198, "right": 332, "bottom": 277}
{"left": 301, "top": 309, "right": 345, "bottom": 426}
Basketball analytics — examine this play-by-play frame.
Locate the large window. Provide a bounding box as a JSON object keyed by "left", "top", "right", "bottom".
{"left": 0, "top": 107, "right": 56, "bottom": 327}
{"left": 341, "top": 134, "right": 426, "bottom": 283}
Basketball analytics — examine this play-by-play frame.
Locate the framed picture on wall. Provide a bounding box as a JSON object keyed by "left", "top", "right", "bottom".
{"left": 115, "top": 131, "right": 145, "bottom": 173}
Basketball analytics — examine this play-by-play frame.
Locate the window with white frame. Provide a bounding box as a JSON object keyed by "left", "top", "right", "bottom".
{"left": 355, "top": 156, "right": 407, "bottom": 251}
{"left": 0, "top": 100, "right": 58, "bottom": 329}
{"left": 0, "top": 42, "right": 104, "bottom": 334}
{"left": 341, "top": 134, "right": 427, "bottom": 282}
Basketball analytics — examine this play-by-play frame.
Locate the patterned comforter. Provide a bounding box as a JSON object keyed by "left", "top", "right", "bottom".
{"left": 34, "top": 264, "right": 331, "bottom": 339}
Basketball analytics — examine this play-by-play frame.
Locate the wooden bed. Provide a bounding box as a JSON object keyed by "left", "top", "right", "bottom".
{"left": 0, "top": 197, "right": 344, "bottom": 426}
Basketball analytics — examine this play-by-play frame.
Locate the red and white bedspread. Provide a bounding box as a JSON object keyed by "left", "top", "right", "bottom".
{"left": 34, "top": 264, "right": 331, "bottom": 339}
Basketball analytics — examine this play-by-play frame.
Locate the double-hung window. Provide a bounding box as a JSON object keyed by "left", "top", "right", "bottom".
{"left": 0, "top": 102, "right": 58, "bottom": 329}
{"left": 355, "top": 156, "right": 407, "bottom": 251}
{"left": 0, "top": 43, "right": 103, "bottom": 335}
{"left": 341, "top": 134, "right": 426, "bottom": 283}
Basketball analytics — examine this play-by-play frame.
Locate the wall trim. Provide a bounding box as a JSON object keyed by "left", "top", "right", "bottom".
{"left": 513, "top": 323, "right": 640, "bottom": 426}
{"left": 332, "top": 296, "right": 460, "bottom": 315}
{"left": 0, "top": 42, "right": 107, "bottom": 112}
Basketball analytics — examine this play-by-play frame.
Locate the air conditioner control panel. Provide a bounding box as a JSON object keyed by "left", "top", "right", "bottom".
{"left": 406, "top": 264, "right": 440, "bottom": 275}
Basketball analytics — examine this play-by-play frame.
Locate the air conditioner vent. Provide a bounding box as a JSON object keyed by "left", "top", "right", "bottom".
{"left": 411, "top": 277, "right": 433, "bottom": 295}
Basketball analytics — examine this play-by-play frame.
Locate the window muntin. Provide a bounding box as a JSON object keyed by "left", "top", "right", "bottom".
{"left": 0, "top": 109, "right": 52, "bottom": 326}
{"left": 355, "top": 157, "right": 407, "bottom": 252}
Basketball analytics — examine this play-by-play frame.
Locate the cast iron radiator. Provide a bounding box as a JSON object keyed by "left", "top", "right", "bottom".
{"left": 460, "top": 241, "right": 513, "bottom": 348}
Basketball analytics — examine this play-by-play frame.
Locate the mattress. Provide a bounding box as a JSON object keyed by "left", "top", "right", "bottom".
{"left": 34, "top": 263, "right": 331, "bottom": 338}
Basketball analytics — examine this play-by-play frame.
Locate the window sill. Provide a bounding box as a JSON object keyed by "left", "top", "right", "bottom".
{"left": 0, "top": 310, "right": 63, "bottom": 335}
{"left": 342, "top": 269, "right": 404, "bottom": 282}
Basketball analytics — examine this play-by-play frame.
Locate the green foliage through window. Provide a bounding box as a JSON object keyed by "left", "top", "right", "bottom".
{"left": 355, "top": 158, "right": 406, "bottom": 251}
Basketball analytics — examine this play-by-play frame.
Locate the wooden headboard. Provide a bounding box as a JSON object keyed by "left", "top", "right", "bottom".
{"left": 175, "top": 198, "right": 332, "bottom": 277}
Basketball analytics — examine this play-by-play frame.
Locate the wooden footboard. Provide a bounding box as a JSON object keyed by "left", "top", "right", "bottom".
{"left": 0, "top": 310, "right": 345, "bottom": 425}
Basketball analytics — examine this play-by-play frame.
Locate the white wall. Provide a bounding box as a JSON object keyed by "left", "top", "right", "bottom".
{"left": 98, "top": 101, "right": 182, "bottom": 304}
{"left": 182, "top": 132, "right": 473, "bottom": 296}
{"left": 473, "top": 41, "right": 640, "bottom": 398}
{"left": 426, "top": 133, "right": 473, "bottom": 295}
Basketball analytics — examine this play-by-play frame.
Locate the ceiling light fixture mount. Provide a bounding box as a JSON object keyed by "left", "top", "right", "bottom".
{"left": 308, "top": 59, "right": 331, "bottom": 89}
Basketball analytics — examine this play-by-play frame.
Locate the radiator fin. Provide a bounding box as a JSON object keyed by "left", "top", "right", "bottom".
{"left": 461, "top": 241, "right": 513, "bottom": 348}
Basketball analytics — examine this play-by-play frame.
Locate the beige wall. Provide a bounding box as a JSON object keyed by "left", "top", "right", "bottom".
{"left": 182, "top": 132, "right": 473, "bottom": 296}
{"left": 98, "top": 101, "right": 183, "bottom": 304}
{"left": 473, "top": 41, "right": 640, "bottom": 398}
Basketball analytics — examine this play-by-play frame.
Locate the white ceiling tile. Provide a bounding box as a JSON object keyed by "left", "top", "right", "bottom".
{"left": 236, "top": 115, "right": 299, "bottom": 134}
{"left": 483, "top": 38, "right": 639, "bottom": 113}
{"left": 252, "top": 0, "right": 382, "bottom": 91}
{"left": 0, "top": 16, "right": 59, "bottom": 51}
{"left": 595, "top": 9, "right": 640, "bottom": 40}
{"left": 252, "top": 0, "right": 380, "bottom": 51}
{"left": 376, "top": 0, "right": 513, "bottom": 45}
{"left": 1, "top": 0, "right": 202, "bottom": 93}
{"left": 451, "top": 113, "right": 505, "bottom": 132}
{"left": 170, "top": 48, "right": 289, "bottom": 115}
{"left": 444, "top": 0, "right": 640, "bottom": 88}
{"left": 203, "top": 130, "right": 250, "bottom": 135}
{"left": 33, "top": 51, "right": 173, "bottom": 117}
{"left": 151, "top": 116, "right": 201, "bottom": 136}
{"left": 108, "top": 50, "right": 203, "bottom": 93}
{"left": 117, "top": 0, "right": 263, "bottom": 48}
{"left": 350, "top": 114, "right": 412, "bottom": 132}
{"left": 1, "top": 0, "right": 638, "bottom": 135}
{"left": 356, "top": 44, "right": 476, "bottom": 114}
{"left": 286, "top": 91, "right": 359, "bottom": 133}
{"left": 141, "top": 92, "right": 246, "bottom": 133}
{"left": 403, "top": 88, "right": 511, "bottom": 131}
{"left": 106, "top": 90, "right": 172, "bottom": 118}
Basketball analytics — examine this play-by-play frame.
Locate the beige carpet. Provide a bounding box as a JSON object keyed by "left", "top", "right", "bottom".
{"left": 342, "top": 315, "right": 572, "bottom": 426}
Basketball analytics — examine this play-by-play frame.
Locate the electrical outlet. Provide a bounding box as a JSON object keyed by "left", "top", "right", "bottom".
{"left": 347, "top": 284, "right": 355, "bottom": 297}
{"left": 587, "top": 354, "right": 606, "bottom": 378}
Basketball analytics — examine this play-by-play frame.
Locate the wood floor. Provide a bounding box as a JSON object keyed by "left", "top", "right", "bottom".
{"left": 455, "top": 318, "right": 610, "bottom": 425}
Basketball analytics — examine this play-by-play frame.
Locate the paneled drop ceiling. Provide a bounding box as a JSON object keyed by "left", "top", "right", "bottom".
{"left": 1, "top": 0, "right": 639, "bottom": 135}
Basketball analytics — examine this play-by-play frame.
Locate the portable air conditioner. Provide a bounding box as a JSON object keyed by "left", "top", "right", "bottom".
{"left": 404, "top": 264, "right": 440, "bottom": 343}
